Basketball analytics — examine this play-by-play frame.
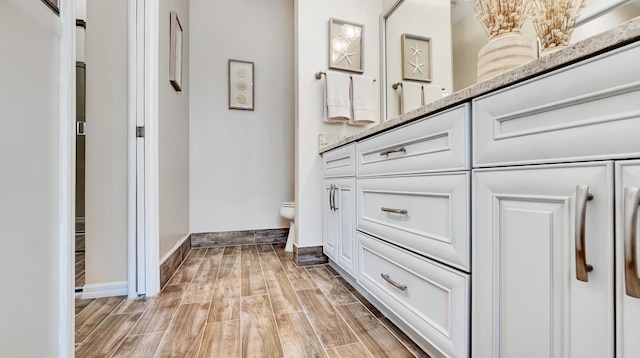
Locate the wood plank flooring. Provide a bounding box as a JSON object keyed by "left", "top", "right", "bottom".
{"left": 74, "top": 243, "right": 430, "bottom": 357}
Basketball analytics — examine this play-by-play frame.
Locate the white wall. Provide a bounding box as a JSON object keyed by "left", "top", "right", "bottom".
{"left": 295, "top": 0, "right": 383, "bottom": 248}
{"left": 0, "top": 0, "right": 62, "bottom": 355}
{"left": 385, "top": 0, "right": 452, "bottom": 117}
{"left": 159, "top": 0, "right": 190, "bottom": 259}
{"left": 572, "top": 3, "right": 640, "bottom": 43}
{"left": 85, "top": 0, "right": 129, "bottom": 285}
{"left": 189, "top": 0, "right": 295, "bottom": 233}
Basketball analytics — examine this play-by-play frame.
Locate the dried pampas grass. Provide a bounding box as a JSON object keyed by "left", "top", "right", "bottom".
{"left": 530, "top": 0, "right": 585, "bottom": 50}
{"left": 468, "top": 0, "right": 533, "bottom": 39}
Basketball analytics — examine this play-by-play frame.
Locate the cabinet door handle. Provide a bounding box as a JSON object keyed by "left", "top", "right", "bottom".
{"left": 575, "top": 185, "right": 594, "bottom": 282}
{"left": 333, "top": 186, "right": 339, "bottom": 211}
{"left": 329, "top": 185, "right": 334, "bottom": 211}
{"left": 381, "top": 207, "right": 408, "bottom": 215}
{"left": 381, "top": 273, "right": 407, "bottom": 291}
{"left": 380, "top": 146, "right": 406, "bottom": 157}
{"left": 624, "top": 187, "right": 640, "bottom": 298}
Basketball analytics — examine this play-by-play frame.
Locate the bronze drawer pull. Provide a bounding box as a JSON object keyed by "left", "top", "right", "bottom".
{"left": 575, "top": 185, "right": 594, "bottom": 282}
{"left": 381, "top": 273, "right": 407, "bottom": 291}
{"left": 624, "top": 187, "right": 640, "bottom": 298}
{"left": 381, "top": 207, "right": 408, "bottom": 215}
{"left": 380, "top": 146, "right": 406, "bottom": 156}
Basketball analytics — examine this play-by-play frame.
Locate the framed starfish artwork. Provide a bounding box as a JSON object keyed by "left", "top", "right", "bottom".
{"left": 401, "top": 33, "right": 431, "bottom": 82}
{"left": 328, "top": 18, "right": 364, "bottom": 73}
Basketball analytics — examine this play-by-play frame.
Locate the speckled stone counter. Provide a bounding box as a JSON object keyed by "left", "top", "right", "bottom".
{"left": 319, "top": 16, "right": 640, "bottom": 153}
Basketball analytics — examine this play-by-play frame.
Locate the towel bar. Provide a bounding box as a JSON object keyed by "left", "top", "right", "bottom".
{"left": 315, "top": 71, "right": 376, "bottom": 82}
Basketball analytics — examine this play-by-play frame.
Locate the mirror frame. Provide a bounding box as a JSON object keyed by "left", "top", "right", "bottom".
{"left": 379, "top": 0, "right": 405, "bottom": 122}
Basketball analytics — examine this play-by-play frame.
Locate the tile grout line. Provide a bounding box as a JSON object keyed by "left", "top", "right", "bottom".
{"left": 154, "top": 247, "right": 205, "bottom": 357}
{"left": 195, "top": 246, "right": 223, "bottom": 357}
{"left": 304, "top": 268, "right": 371, "bottom": 355}
{"left": 331, "top": 276, "right": 421, "bottom": 358}
{"left": 258, "top": 244, "right": 288, "bottom": 358}
{"left": 75, "top": 297, "right": 125, "bottom": 346}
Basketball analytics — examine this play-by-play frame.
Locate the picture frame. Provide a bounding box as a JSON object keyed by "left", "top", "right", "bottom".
{"left": 328, "top": 18, "right": 364, "bottom": 73}
{"left": 228, "top": 59, "right": 254, "bottom": 111}
{"left": 169, "top": 11, "right": 183, "bottom": 92}
{"left": 401, "top": 33, "right": 432, "bottom": 82}
{"left": 41, "top": 0, "right": 59, "bottom": 15}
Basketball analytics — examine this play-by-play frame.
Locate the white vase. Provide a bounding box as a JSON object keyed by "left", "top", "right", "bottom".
{"left": 477, "top": 32, "right": 535, "bottom": 82}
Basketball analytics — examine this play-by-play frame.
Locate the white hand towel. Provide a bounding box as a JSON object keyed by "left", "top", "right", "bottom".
{"left": 351, "top": 75, "right": 377, "bottom": 125}
{"left": 324, "top": 72, "right": 351, "bottom": 123}
{"left": 401, "top": 82, "right": 423, "bottom": 114}
{"left": 422, "top": 84, "right": 443, "bottom": 104}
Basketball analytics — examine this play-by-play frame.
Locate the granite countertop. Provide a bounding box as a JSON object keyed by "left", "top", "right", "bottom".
{"left": 319, "top": 16, "right": 640, "bottom": 153}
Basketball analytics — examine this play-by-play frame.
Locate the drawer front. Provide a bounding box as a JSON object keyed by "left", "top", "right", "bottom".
{"left": 323, "top": 143, "right": 356, "bottom": 178}
{"left": 358, "top": 233, "right": 470, "bottom": 358}
{"left": 474, "top": 42, "right": 640, "bottom": 167}
{"left": 357, "top": 173, "right": 470, "bottom": 271}
{"left": 356, "top": 104, "right": 469, "bottom": 176}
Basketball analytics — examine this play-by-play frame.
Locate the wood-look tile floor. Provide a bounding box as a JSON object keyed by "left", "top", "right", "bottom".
{"left": 76, "top": 234, "right": 86, "bottom": 289}
{"left": 74, "top": 243, "right": 430, "bottom": 358}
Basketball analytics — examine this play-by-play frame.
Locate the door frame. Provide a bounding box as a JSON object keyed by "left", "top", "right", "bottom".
{"left": 127, "top": 0, "right": 161, "bottom": 299}
{"left": 59, "top": 0, "right": 161, "bottom": 354}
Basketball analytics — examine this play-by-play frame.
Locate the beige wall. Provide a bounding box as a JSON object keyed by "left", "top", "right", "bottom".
{"left": 0, "top": 0, "right": 62, "bottom": 355}
{"left": 85, "top": 0, "right": 129, "bottom": 285}
{"left": 159, "top": 0, "right": 191, "bottom": 259}
{"left": 189, "top": 0, "right": 295, "bottom": 233}
{"left": 294, "top": 0, "right": 383, "bottom": 248}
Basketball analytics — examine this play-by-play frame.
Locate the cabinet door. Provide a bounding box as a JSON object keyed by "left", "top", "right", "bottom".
{"left": 616, "top": 160, "right": 640, "bottom": 358}
{"left": 473, "top": 162, "right": 614, "bottom": 358}
{"left": 322, "top": 180, "right": 338, "bottom": 260}
{"left": 335, "top": 178, "right": 356, "bottom": 276}
{"left": 322, "top": 179, "right": 357, "bottom": 276}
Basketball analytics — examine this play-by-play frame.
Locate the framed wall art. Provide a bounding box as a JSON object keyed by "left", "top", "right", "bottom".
{"left": 329, "top": 18, "right": 364, "bottom": 73}
{"left": 169, "top": 11, "right": 183, "bottom": 92}
{"left": 401, "top": 33, "right": 432, "bottom": 82}
{"left": 41, "top": 0, "right": 59, "bottom": 15}
{"left": 228, "top": 59, "right": 254, "bottom": 111}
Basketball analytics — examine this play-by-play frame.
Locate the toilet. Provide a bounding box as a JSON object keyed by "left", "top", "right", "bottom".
{"left": 280, "top": 201, "right": 295, "bottom": 252}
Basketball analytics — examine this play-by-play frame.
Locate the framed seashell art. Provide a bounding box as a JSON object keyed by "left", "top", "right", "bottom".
{"left": 228, "top": 59, "right": 255, "bottom": 111}
{"left": 329, "top": 18, "right": 364, "bottom": 73}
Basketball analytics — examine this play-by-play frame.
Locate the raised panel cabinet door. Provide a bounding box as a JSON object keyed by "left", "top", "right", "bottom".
{"left": 335, "top": 178, "right": 357, "bottom": 277}
{"left": 473, "top": 162, "right": 615, "bottom": 358}
{"left": 616, "top": 160, "right": 640, "bottom": 358}
{"left": 322, "top": 180, "right": 338, "bottom": 260}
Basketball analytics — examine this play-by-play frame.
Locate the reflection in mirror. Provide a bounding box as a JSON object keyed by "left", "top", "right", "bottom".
{"left": 383, "top": 0, "right": 455, "bottom": 119}
{"left": 382, "top": 0, "right": 640, "bottom": 120}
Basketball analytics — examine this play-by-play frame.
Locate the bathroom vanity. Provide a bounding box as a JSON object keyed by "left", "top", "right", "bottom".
{"left": 320, "top": 18, "right": 640, "bottom": 358}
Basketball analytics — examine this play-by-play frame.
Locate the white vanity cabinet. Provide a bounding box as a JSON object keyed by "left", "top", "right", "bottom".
{"left": 354, "top": 103, "right": 471, "bottom": 357}
{"left": 322, "top": 144, "right": 357, "bottom": 277}
{"left": 471, "top": 42, "right": 640, "bottom": 358}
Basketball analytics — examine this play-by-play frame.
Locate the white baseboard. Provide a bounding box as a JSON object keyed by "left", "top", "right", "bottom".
{"left": 81, "top": 281, "right": 128, "bottom": 299}
{"left": 159, "top": 233, "right": 191, "bottom": 265}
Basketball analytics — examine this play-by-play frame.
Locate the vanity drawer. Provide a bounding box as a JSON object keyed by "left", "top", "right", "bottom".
{"left": 358, "top": 232, "right": 470, "bottom": 358}
{"left": 323, "top": 143, "right": 356, "bottom": 178}
{"left": 356, "top": 104, "right": 469, "bottom": 176}
{"left": 474, "top": 42, "right": 640, "bottom": 167}
{"left": 357, "top": 173, "right": 470, "bottom": 271}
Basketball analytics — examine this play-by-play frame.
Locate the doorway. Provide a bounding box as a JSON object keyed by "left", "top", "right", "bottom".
{"left": 75, "top": 18, "right": 86, "bottom": 293}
